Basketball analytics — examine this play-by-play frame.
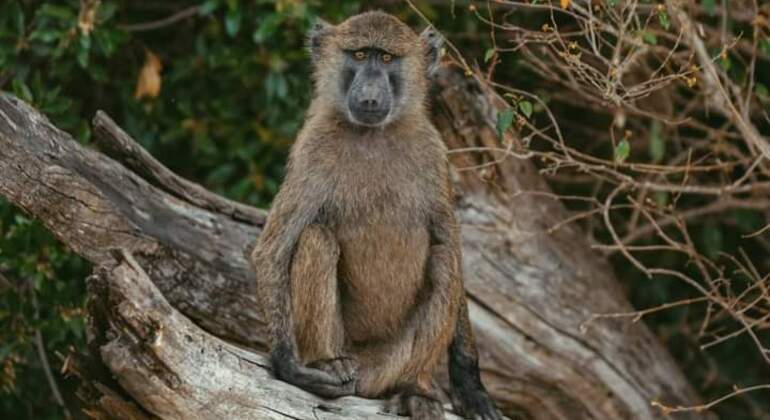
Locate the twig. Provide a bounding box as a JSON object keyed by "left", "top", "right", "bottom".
{"left": 118, "top": 6, "right": 200, "bottom": 32}
{"left": 30, "top": 280, "right": 72, "bottom": 419}
{"left": 665, "top": 0, "right": 770, "bottom": 161}
{"left": 580, "top": 296, "right": 710, "bottom": 333}
{"left": 652, "top": 385, "right": 770, "bottom": 415}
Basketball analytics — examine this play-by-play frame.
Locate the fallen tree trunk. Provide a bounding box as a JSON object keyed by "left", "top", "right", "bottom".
{"left": 83, "top": 249, "right": 458, "bottom": 420}
{"left": 0, "top": 67, "right": 701, "bottom": 419}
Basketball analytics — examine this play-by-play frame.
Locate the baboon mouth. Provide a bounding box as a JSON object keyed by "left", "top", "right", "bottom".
{"left": 350, "top": 109, "right": 390, "bottom": 126}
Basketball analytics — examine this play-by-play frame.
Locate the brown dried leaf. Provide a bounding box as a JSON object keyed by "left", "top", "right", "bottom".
{"left": 561, "top": 0, "right": 571, "bottom": 9}
{"left": 134, "top": 50, "right": 163, "bottom": 100}
{"left": 78, "top": 0, "right": 101, "bottom": 36}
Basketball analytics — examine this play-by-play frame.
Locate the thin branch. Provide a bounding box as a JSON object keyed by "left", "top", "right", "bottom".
{"left": 117, "top": 6, "right": 200, "bottom": 32}
{"left": 30, "top": 280, "right": 71, "bottom": 419}
{"left": 652, "top": 385, "right": 770, "bottom": 415}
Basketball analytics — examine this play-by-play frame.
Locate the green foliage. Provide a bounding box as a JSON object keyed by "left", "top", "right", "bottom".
{"left": 613, "top": 139, "right": 630, "bottom": 163}
{"left": 648, "top": 120, "right": 665, "bottom": 163}
{"left": 496, "top": 108, "right": 515, "bottom": 138}
{"left": 657, "top": 10, "right": 670, "bottom": 31}
{"left": 518, "top": 100, "right": 533, "bottom": 119}
{"left": 642, "top": 31, "right": 657, "bottom": 45}
{"left": 0, "top": 209, "right": 87, "bottom": 418}
{"left": 484, "top": 48, "right": 495, "bottom": 63}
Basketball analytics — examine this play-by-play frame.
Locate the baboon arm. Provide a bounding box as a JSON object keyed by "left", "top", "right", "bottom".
{"left": 250, "top": 173, "right": 320, "bottom": 355}
{"left": 399, "top": 203, "right": 463, "bottom": 369}
{"left": 251, "top": 178, "right": 354, "bottom": 397}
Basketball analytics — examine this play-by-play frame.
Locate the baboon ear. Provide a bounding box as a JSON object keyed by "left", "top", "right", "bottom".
{"left": 308, "top": 17, "right": 333, "bottom": 64}
{"left": 420, "top": 27, "right": 444, "bottom": 77}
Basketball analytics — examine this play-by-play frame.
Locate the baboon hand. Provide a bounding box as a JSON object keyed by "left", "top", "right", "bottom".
{"left": 272, "top": 356, "right": 356, "bottom": 398}
{"left": 308, "top": 356, "right": 358, "bottom": 384}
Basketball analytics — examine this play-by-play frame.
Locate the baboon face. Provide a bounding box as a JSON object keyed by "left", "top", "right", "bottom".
{"left": 308, "top": 12, "right": 443, "bottom": 128}
{"left": 341, "top": 47, "right": 401, "bottom": 126}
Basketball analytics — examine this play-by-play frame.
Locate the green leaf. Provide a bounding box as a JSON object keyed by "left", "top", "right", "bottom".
{"left": 702, "top": 0, "right": 717, "bottom": 16}
{"left": 733, "top": 209, "right": 764, "bottom": 234}
{"left": 518, "top": 100, "right": 533, "bottom": 118}
{"left": 199, "top": 0, "right": 220, "bottom": 15}
{"left": 760, "top": 38, "right": 770, "bottom": 56}
{"left": 13, "top": 2, "right": 25, "bottom": 36}
{"left": 648, "top": 120, "right": 665, "bottom": 162}
{"left": 606, "top": 0, "right": 618, "bottom": 7}
{"left": 253, "top": 13, "right": 283, "bottom": 44}
{"left": 642, "top": 31, "right": 657, "bottom": 45}
{"left": 11, "top": 78, "right": 33, "bottom": 102}
{"left": 38, "top": 4, "right": 75, "bottom": 21}
{"left": 658, "top": 11, "right": 670, "bottom": 30}
{"left": 496, "top": 108, "right": 515, "bottom": 138}
{"left": 720, "top": 55, "right": 731, "bottom": 72}
{"left": 94, "top": 30, "right": 114, "bottom": 56}
{"left": 700, "top": 223, "right": 723, "bottom": 259}
{"left": 98, "top": 2, "right": 119, "bottom": 22}
{"left": 653, "top": 191, "right": 669, "bottom": 208}
{"left": 225, "top": 9, "right": 242, "bottom": 37}
{"left": 614, "top": 139, "right": 630, "bottom": 163}
{"left": 755, "top": 83, "right": 768, "bottom": 102}
{"left": 29, "top": 28, "right": 61, "bottom": 43}
{"left": 484, "top": 48, "right": 495, "bottom": 63}
{"left": 76, "top": 35, "right": 91, "bottom": 68}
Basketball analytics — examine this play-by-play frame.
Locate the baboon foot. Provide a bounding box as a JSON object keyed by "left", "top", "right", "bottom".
{"left": 385, "top": 393, "right": 444, "bottom": 420}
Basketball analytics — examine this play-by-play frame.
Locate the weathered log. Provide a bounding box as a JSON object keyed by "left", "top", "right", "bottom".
{"left": 0, "top": 66, "right": 702, "bottom": 419}
{"left": 82, "top": 250, "right": 462, "bottom": 419}
{"left": 0, "top": 95, "right": 268, "bottom": 349}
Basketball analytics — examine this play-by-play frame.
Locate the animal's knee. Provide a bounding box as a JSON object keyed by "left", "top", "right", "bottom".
{"left": 295, "top": 224, "right": 339, "bottom": 264}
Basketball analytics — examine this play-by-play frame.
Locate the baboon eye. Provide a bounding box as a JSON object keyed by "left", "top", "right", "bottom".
{"left": 382, "top": 53, "right": 393, "bottom": 63}
{"left": 354, "top": 50, "right": 367, "bottom": 61}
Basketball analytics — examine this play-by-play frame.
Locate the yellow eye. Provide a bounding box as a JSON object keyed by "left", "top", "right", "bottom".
{"left": 354, "top": 50, "right": 367, "bottom": 61}
{"left": 382, "top": 53, "right": 393, "bottom": 63}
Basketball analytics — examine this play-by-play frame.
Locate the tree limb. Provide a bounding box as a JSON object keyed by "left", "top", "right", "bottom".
{"left": 84, "top": 249, "right": 454, "bottom": 420}
{"left": 92, "top": 111, "right": 266, "bottom": 226}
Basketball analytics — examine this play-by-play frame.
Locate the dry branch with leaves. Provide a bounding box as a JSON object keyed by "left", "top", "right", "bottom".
{"left": 453, "top": 0, "right": 770, "bottom": 415}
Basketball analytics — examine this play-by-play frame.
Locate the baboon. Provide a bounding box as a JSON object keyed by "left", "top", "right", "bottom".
{"left": 251, "top": 11, "right": 501, "bottom": 420}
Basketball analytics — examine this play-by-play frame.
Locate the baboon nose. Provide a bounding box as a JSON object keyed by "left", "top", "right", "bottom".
{"left": 360, "top": 98, "right": 379, "bottom": 110}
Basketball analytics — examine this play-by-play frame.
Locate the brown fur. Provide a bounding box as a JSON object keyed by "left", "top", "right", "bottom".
{"left": 252, "top": 11, "right": 499, "bottom": 420}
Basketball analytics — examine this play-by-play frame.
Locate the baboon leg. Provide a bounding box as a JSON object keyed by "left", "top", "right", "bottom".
{"left": 355, "top": 245, "right": 458, "bottom": 402}
{"left": 448, "top": 301, "right": 502, "bottom": 420}
{"left": 358, "top": 343, "right": 445, "bottom": 396}
{"left": 383, "top": 379, "right": 444, "bottom": 420}
{"left": 290, "top": 224, "right": 353, "bottom": 382}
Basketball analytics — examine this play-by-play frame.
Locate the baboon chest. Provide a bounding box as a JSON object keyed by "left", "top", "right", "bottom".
{"left": 324, "top": 137, "right": 435, "bottom": 342}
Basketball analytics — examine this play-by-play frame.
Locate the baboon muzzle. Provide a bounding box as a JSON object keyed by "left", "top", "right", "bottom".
{"left": 348, "top": 72, "right": 392, "bottom": 126}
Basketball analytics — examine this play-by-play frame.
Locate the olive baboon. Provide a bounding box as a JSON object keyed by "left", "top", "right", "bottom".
{"left": 251, "top": 11, "right": 501, "bottom": 420}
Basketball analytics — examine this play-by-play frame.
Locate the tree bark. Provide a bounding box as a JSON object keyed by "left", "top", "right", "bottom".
{"left": 0, "top": 67, "right": 701, "bottom": 419}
